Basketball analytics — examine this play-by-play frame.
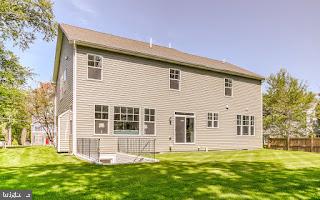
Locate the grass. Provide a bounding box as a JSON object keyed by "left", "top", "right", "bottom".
{"left": 0, "top": 147, "right": 320, "bottom": 200}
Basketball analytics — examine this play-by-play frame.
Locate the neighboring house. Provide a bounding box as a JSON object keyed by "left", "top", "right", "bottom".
{"left": 31, "top": 122, "right": 48, "bottom": 145}
{"left": 53, "top": 23, "right": 264, "bottom": 154}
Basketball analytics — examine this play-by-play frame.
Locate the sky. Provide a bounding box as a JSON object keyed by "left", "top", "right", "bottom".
{"left": 8, "top": 0, "right": 320, "bottom": 92}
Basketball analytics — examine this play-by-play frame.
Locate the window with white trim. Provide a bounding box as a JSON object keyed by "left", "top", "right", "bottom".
{"left": 237, "top": 115, "right": 255, "bottom": 136}
{"left": 242, "top": 115, "right": 250, "bottom": 135}
{"left": 237, "top": 115, "right": 241, "bottom": 135}
{"left": 88, "top": 54, "right": 102, "bottom": 80}
{"left": 250, "top": 116, "right": 255, "bottom": 135}
{"left": 170, "top": 69, "right": 180, "bottom": 90}
{"left": 94, "top": 105, "right": 108, "bottom": 134}
{"left": 208, "top": 113, "right": 219, "bottom": 128}
{"left": 225, "top": 78, "right": 233, "bottom": 96}
{"left": 114, "top": 106, "right": 139, "bottom": 135}
{"left": 144, "top": 108, "right": 155, "bottom": 135}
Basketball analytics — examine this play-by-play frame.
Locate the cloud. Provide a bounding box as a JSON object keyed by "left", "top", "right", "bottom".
{"left": 70, "top": 0, "right": 97, "bottom": 15}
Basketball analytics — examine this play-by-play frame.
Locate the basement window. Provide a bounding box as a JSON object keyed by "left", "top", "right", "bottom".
{"left": 94, "top": 105, "right": 108, "bottom": 134}
{"left": 88, "top": 54, "right": 102, "bottom": 80}
{"left": 169, "top": 69, "right": 180, "bottom": 90}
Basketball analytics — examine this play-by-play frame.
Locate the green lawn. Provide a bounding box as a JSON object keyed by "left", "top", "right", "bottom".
{"left": 0, "top": 147, "right": 320, "bottom": 200}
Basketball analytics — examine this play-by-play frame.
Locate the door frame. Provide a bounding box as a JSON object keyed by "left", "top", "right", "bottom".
{"left": 173, "top": 112, "right": 196, "bottom": 145}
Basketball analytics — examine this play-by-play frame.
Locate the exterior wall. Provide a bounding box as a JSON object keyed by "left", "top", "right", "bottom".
{"left": 56, "top": 35, "right": 73, "bottom": 117}
{"left": 55, "top": 35, "right": 73, "bottom": 152}
{"left": 58, "top": 110, "right": 71, "bottom": 152}
{"left": 75, "top": 45, "right": 263, "bottom": 153}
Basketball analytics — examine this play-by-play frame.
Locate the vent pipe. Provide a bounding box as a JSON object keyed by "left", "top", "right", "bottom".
{"left": 149, "top": 38, "right": 153, "bottom": 48}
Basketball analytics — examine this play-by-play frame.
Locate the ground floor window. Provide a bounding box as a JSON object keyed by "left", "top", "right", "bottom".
{"left": 208, "top": 112, "right": 219, "bottom": 128}
{"left": 144, "top": 108, "right": 155, "bottom": 135}
{"left": 114, "top": 106, "right": 139, "bottom": 135}
{"left": 94, "top": 105, "right": 108, "bottom": 134}
{"left": 250, "top": 116, "right": 255, "bottom": 135}
{"left": 237, "top": 115, "right": 255, "bottom": 136}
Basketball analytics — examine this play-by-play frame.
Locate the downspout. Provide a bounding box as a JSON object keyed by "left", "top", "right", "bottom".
{"left": 72, "top": 40, "right": 77, "bottom": 154}
{"left": 261, "top": 80, "right": 264, "bottom": 149}
{"left": 54, "top": 95, "right": 59, "bottom": 151}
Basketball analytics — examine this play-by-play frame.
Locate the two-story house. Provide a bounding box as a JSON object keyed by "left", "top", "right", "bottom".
{"left": 53, "top": 24, "right": 264, "bottom": 156}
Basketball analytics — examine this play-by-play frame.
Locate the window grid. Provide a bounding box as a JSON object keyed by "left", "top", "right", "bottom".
{"left": 114, "top": 106, "right": 140, "bottom": 134}
{"left": 224, "top": 78, "right": 233, "bottom": 96}
{"left": 242, "top": 115, "right": 250, "bottom": 135}
{"left": 208, "top": 112, "right": 219, "bottom": 128}
{"left": 144, "top": 108, "right": 155, "bottom": 122}
{"left": 88, "top": 54, "right": 102, "bottom": 80}
{"left": 169, "top": 69, "right": 180, "bottom": 90}
{"left": 88, "top": 54, "right": 102, "bottom": 68}
{"left": 94, "top": 105, "right": 108, "bottom": 134}
{"left": 95, "top": 105, "right": 108, "bottom": 120}
{"left": 250, "top": 116, "right": 255, "bottom": 135}
{"left": 144, "top": 108, "right": 155, "bottom": 135}
{"left": 237, "top": 115, "right": 255, "bottom": 136}
{"left": 237, "top": 115, "right": 242, "bottom": 135}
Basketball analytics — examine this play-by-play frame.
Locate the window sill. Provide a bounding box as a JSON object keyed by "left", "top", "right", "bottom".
{"left": 86, "top": 78, "right": 103, "bottom": 82}
{"left": 94, "top": 134, "right": 109, "bottom": 136}
{"left": 174, "top": 142, "right": 196, "bottom": 145}
{"left": 169, "top": 88, "right": 180, "bottom": 91}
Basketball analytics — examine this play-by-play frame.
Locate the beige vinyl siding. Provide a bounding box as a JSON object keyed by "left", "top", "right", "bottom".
{"left": 56, "top": 35, "right": 73, "bottom": 117}
{"left": 58, "top": 111, "right": 71, "bottom": 152}
{"left": 75, "top": 45, "right": 262, "bottom": 153}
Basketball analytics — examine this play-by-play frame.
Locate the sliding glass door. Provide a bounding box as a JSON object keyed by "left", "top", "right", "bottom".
{"left": 175, "top": 114, "right": 195, "bottom": 144}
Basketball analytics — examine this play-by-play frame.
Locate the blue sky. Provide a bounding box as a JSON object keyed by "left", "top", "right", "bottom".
{"left": 9, "top": 0, "right": 320, "bottom": 92}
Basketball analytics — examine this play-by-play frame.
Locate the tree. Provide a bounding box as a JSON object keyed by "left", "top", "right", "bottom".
{"left": 0, "top": 85, "right": 31, "bottom": 145}
{"left": 0, "top": 46, "right": 32, "bottom": 145}
{"left": 263, "top": 69, "right": 315, "bottom": 137}
{"left": 315, "top": 100, "right": 320, "bottom": 133}
{"left": 0, "top": 0, "right": 56, "bottom": 50}
{"left": 0, "top": 0, "right": 56, "bottom": 144}
{"left": 29, "top": 82, "right": 55, "bottom": 142}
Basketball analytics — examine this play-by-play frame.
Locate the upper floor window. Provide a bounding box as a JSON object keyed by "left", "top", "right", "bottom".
{"left": 169, "top": 69, "right": 180, "bottom": 90}
{"left": 224, "top": 78, "right": 233, "bottom": 96}
{"left": 144, "top": 108, "right": 155, "bottom": 135}
{"left": 88, "top": 54, "right": 102, "bottom": 80}
{"left": 208, "top": 113, "right": 219, "bottom": 128}
{"left": 94, "top": 105, "right": 108, "bottom": 134}
{"left": 114, "top": 106, "right": 139, "bottom": 135}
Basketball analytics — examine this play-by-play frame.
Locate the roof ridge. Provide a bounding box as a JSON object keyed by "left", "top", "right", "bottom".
{"left": 60, "top": 23, "right": 175, "bottom": 49}
{"left": 58, "top": 23, "right": 264, "bottom": 80}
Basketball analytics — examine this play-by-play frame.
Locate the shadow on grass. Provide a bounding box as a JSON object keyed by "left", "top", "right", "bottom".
{"left": 1, "top": 158, "right": 320, "bottom": 200}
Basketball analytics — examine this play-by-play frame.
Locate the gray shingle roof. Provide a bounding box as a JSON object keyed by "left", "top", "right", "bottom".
{"left": 59, "top": 23, "right": 263, "bottom": 80}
